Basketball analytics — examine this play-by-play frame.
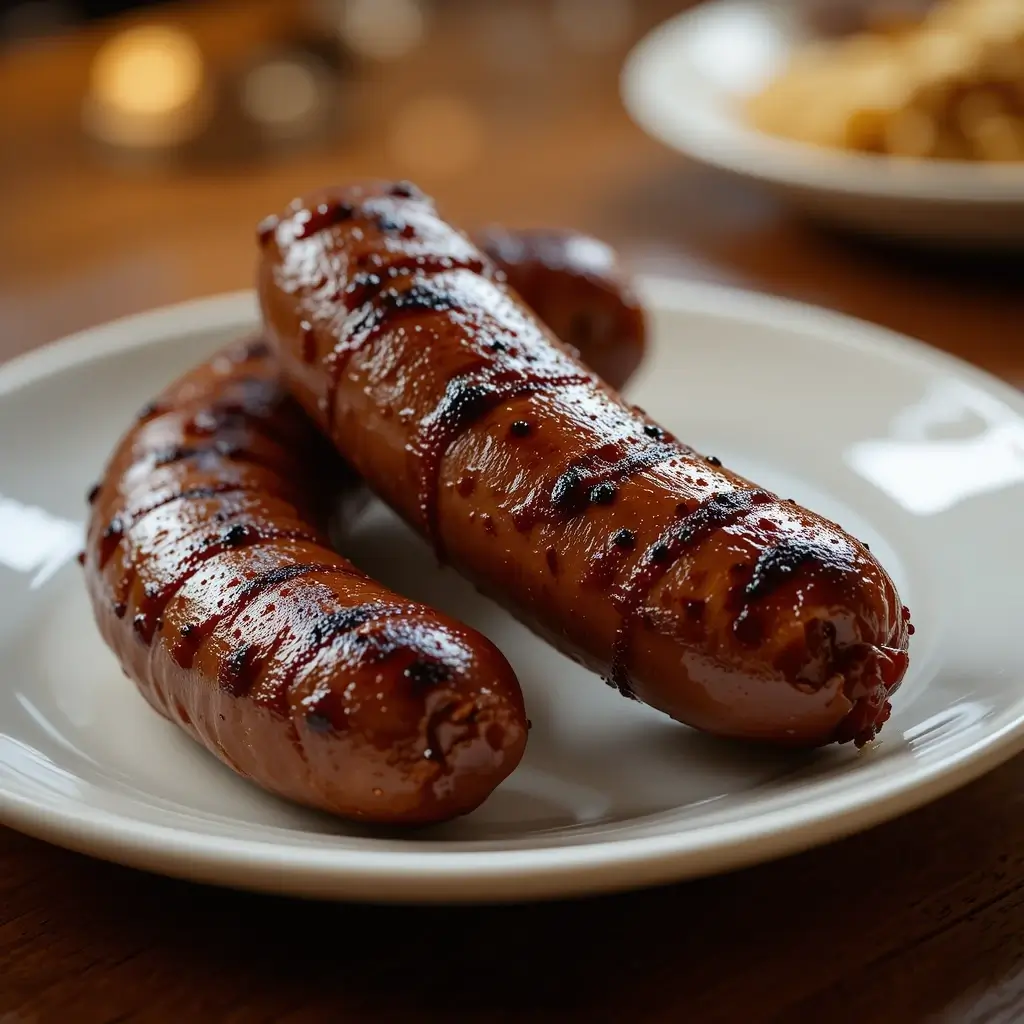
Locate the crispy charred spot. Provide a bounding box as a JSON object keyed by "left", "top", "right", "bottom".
{"left": 612, "top": 528, "right": 636, "bottom": 550}
{"left": 643, "top": 424, "right": 664, "bottom": 440}
{"left": 184, "top": 485, "right": 241, "bottom": 504}
{"left": 243, "top": 562, "right": 342, "bottom": 598}
{"left": 151, "top": 444, "right": 199, "bottom": 468}
{"left": 705, "top": 455, "right": 722, "bottom": 467}
{"left": 304, "top": 710, "right": 334, "bottom": 734}
{"left": 733, "top": 609, "right": 765, "bottom": 647}
{"left": 309, "top": 604, "right": 386, "bottom": 647}
{"left": 295, "top": 200, "right": 354, "bottom": 239}
{"left": 510, "top": 419, "right": 532, "bottom": 437}
{"left": 374, "top": 212, "right": 402, "bottom": 233}
{"left": 219, "top": 643, "right": 256, "bottom": 696}
{"left": 744, "top": 537, "right": 851, "bottom": 604}
{"left": 180, "top": 622, "right": 197, "bottom": 638}
{"left": 86, "top": 483, "right": 100, "bottom": 504}
{"left": 239, "top": 337, "right": 271, "bottom": 360}
{"left": 113, "top": 601, "right": 127, "bottom": 619}
{"left": 404, "top": 659, "right": 451, "bottom": 688}
{"left": 132, "top": 613, "right": 148, "bottom": 637}
{"left": 548, "top": 442, "right": 678, "bottom": 521}
{"left": 650, "top": 543, "right": 671, "bottom": 563}
{"left": 551, "top": 465, "right": 588, "bottom": 516}
{"left": 350, "top": 281, "right": 460, "bottom": 337}
{"left": 546, "top": 546, "right": 559, "bottom": 575}
{"left": 220, "top": 523, "right": 252, "bottom": 548}
{"left": 610, "top": 488, "right": 774, "bottom": 694}
{"left": 434, "top": 378, "right": 496, "bottom": 434}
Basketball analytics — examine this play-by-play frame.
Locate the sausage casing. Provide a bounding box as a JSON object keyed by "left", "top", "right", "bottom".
{"left": 259, "top": 181, "right": 911, "bottom": 747}
{"left": 472, "top": 225, "right": 646, "bottom": 391}
{"left": 82, "top": 339, "right": 527, "bottom": 824}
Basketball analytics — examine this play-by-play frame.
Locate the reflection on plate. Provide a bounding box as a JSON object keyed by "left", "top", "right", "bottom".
{"left": 0, "top": 279, "right": 1022, "bottom": 903}
{"left": 621, "top": 0, "right": 1024, "bottom": 247}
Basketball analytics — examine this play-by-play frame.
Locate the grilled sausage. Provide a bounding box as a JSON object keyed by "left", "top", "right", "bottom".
{"left": 472, "top": 226, "right": 646, "bottom": 391}
{"left": 324, "top": 226, "right": 647, "bottom": 521}
{"left": 258, "top": 180, "right": 912, "bottom": 747}
{"left": 82, "top": 338, "right": 527, "bottom": 824}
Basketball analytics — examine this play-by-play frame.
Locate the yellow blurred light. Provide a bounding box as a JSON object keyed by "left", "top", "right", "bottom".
{"left": 242, "top": 59, "right": 320, "bottom": 128}
{"left": 90, "top": 25, "right": 204, "bottom": 117}
{"left": 341, "top": 0, "right": 425, "bottom": 61}
{"left": 389, "top": 94, "right": 482, "bottom": 178}
{"left": 84, "top": 24, "right": 209, "bottom": 149}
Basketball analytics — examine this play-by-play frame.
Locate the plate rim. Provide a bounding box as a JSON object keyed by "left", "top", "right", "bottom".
{"left": 620, "top": 0, "right": 1024, "bottom": 206}
{"left": 2, "top": 279, "right": 1023, "bottom": 904}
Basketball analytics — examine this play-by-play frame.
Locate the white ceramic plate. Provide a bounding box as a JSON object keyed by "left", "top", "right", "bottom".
{"left": 1, "top": 279, "right": 1022, "bottom": 903}
{"left": 621, "top": 0, "right": 1024, "bottom": 248}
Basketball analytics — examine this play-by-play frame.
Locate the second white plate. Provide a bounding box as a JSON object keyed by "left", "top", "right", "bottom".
{"left": 0, "top": 278, "right": 1022, "bottom": 902}
{"left": 621, "top": 0, "right": 1024, "bottom": 248}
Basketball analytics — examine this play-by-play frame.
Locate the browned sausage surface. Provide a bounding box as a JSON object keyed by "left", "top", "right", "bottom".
{"left": 258, "top": 180, "right": 912, "bottom": 748}
{"left": 471, "top": 226, "right": 646, "bottom": 391}
{"left": 82, "top": 338, "right": 527, "bottom": 824}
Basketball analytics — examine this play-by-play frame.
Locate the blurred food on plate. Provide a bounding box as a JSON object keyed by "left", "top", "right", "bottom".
{"left": 746, "top": 0, "right": 1024, "bottom": 161}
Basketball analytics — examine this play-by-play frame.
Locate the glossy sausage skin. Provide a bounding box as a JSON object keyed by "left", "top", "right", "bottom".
{"left": 471, "top": 226, "right": 646, "bottom": 391}
{"left": 82, "top": 338, "right": 527, "bottom": 824}
{"left": 326, "top": 226, "right": 647, "bottom": 520}
{"left": 259, "top": 181, "right": 912, "bottom": 747}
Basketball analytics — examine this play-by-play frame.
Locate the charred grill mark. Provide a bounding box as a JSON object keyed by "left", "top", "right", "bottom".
{"left": 610, "top": 488, "right": 775, "bottom": 696}
{"left": 128, "top": 522, "right": 322, "bottom": 647}
{"left": 147, "top": 437, "right": 285, "bottom": 474}
{"left": 730, "top": 537, "right": 854, "bottom": 647}
{"left": 293, "top": 199, "right": 355, "bottom": 240}
{"left": 309, "top": 603, "right": 391, "bottom": 646}
{"left": 543, "top": 441, "right": 681, "bottom": 522}
{"left": 745, "top": 537, "right": 852, "bottom": 604}
{"left": 277, "top": 604, "right": 416, "bottom": 718}
{"left": 238, "top": 337, "right": 271, "bottom": 361}
{"left": 219, "top": 643, "right": 255, "bottom": 697}
{"left": 413, "top": 368, "right": 590, "bottom": 556}
{"left": 321, "top": 273, "right": 483, "bottom": 419}
{"left": 404, "top": 659, "right": 451, "bottom": 688}
{"left": 97, "top": 483, "right": 250, "bottom": 569}
{"left": 171, "top": 562, "right": 359, "bottom": 670}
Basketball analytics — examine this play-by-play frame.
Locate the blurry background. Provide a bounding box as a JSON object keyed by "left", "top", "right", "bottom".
{"left": 0, "top": 0, "right": 1020, "bottom": 384}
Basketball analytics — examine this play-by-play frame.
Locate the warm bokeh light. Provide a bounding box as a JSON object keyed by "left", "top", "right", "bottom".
{"left": 389, "top": 93, "right": 483, "bottom": 178}
{"left": 90, "top": 25, "right": 204, "bottom": 118}
{"left": 241, "top": 58, "right": 322, "bottom": 133}
{"left": 340, "top": 0, "right": 425, "bottom": 61}
{"left": 84, "top": 24, "right": 209, "bottom": 149}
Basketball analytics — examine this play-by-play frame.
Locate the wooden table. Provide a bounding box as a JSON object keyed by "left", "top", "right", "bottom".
{"left": 2, "top": 3, "right": 1022, "bottom": 1021}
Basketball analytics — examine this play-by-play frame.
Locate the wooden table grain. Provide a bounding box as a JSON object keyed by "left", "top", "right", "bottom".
{"left": 1, "top": 3, "right": 1022, "bottom": 1021}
